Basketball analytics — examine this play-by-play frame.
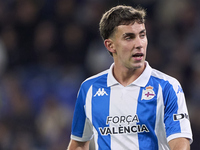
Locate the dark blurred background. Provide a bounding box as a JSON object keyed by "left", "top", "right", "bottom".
{"left": 0, "top": 0, "right": 199, "bottom": 149}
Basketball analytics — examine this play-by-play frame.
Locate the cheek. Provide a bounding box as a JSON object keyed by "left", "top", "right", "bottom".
{"left": 120, "top": 46, "right": 132, "bottom": 56}
{"left": 115, "top": 42, "right": 129, "bottom": 53}
{"left": 143, "top": 38, "right": 148, "bottom": 47}
{"left": 121, "top": 41, "right": 133, "bottom": 50}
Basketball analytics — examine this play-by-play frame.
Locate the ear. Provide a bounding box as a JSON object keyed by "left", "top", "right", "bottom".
{"left": 104, "top": 39, "right": 116, "bottom": 54}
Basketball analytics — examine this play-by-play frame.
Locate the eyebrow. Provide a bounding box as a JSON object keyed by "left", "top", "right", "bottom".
{"left": 122, "top": 29, "right": 146, "bottom": 37}
{"left": 140, "top": 29, "right": 146, "bottom": 34}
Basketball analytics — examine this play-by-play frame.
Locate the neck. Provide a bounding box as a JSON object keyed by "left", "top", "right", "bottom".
{"left": 113, "top": 63, "right": 146, "bottom": 87}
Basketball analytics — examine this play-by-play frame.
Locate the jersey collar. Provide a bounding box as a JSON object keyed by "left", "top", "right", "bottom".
{"left": 107, "top": 61, "right": 152, "bottom": 87}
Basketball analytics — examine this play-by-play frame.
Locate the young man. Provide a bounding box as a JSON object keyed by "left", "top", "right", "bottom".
{"left": 67, "top": 5, "right": 193, "bottom": 150}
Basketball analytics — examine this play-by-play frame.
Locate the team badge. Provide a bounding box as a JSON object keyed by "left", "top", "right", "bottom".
{"left": 141, "top": 86, "right": 156, "bottom": 100}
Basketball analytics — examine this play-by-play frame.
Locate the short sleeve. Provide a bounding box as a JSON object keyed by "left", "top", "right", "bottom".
{"left": 70, "top": 84, "right": 93, "bottom": 142}
{"left": 163, "top": 80, "right": 193, "bottom": 144}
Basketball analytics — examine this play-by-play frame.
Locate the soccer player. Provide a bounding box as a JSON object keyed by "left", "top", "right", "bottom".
{"left": 67, "top": 5, "right": 193, "bottom": 150}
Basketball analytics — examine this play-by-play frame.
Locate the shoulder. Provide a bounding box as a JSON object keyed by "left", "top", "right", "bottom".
{"left": 150, "top": 68, "right": 182, "bottom": 94}
{"left": 81, "top": 69, "right": 109, "bottom": 90}
{"left": 151, "top": 68, "right": 180, "bottom": 85}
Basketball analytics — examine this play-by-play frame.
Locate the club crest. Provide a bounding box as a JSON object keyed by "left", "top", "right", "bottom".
{"left": 141, "top": 86, "right": 156, "bottom": 100}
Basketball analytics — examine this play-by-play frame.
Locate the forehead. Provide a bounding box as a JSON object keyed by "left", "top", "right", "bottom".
{"left": 115, "top": 23, "right": 146, "bottom": 35}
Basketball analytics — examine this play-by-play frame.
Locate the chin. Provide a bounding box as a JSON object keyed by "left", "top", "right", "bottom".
{"left": 133, "top": 62, "right": 145, "bottom": 69}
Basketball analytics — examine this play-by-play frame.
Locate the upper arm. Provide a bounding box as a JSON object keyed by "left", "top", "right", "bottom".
{"left": 67, "top": 139, "right": 90, "bottom": 150}
{"left": 168, "top": 137, "right": 190, "bottom": 150}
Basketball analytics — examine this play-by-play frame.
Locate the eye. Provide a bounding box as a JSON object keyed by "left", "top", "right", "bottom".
{"left": 140, "top": 33, "right": 146, "bottom": 39}
{"left": 124, "top": 35, "right": 134, "bottom": 40}
{"left": 125, "top": 36, "right": 131, "bottom": 40}
{"left": 122, "top": 33, "right": 135, "bottom": 40}
{"left": 140, "top": 31, "right": 146, "bottom": 39}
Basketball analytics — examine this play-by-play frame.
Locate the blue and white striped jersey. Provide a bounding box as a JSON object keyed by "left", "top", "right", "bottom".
{"left": 70, "top": 62, "right": 193, "bottom": 150}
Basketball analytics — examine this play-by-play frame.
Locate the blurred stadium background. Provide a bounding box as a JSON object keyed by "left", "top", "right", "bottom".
{"left": 0, "top": 0, "right": 199, "bottom": 149}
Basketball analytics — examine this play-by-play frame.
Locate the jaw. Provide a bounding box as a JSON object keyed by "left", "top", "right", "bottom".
{"left": 113, "top": 52, "right": 146, "bottom": 71}
{"left": 129, "top": 61, "right": 145, "bottom": 71}
{"left": 130, "top": 54, "right": 146, "bottom": 69}
{"left": 115, "top": 59, "right": 145, "bottom": 73}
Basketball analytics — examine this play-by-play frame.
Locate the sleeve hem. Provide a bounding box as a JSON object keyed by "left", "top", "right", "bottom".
{"left": 167, "top": 132, "right": 193, "bottom": 144}
{"left": 71, "top": 134, "right": 93, "bottom": 142}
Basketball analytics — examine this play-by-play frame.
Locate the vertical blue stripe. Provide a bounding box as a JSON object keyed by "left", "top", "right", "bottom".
{"left": 162, "top": 81, "right": 180, "bottom": 137}
{"left": 92, "top": 74, "right": 111, "bottom": 150}
{"left": 71, "top": 84, "right": 88, "bottom": 137}
{"left": 137, "top": 77, "right": 159, "bottom": 150}
{"left": 72, "top": 74, "right": 107, "bottom": 137}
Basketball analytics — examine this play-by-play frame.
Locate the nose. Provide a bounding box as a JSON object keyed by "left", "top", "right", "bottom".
{"left": 135, "top": 36, "right": 143, "bottom": 50}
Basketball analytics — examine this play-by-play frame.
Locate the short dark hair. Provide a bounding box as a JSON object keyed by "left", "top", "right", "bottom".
{"left": 99, "top": 5, "right": 146, "bottom": 40}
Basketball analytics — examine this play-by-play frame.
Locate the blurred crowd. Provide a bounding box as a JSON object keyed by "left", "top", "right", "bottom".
{"left": 0, "top": 0, "right": 199, "bottom": 149}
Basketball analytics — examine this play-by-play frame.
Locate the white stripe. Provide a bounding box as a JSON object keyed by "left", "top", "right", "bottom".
{"left": 155, "top": 84, "right": 170, "bottom": 150}
{"left": 109, "top": 85, "right": 140, "bottom": 150}
{"left": 93, "top": 127, "right": 99, "bottom": 150}
{"left": 85, "top": 85, "right": 93, "bottom": 121}
{"left": 82, "top": 86, "right": 93, "bottom": 141}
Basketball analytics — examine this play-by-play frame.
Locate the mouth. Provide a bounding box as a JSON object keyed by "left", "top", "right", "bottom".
{"left": 132, "top": 53, "right": 144, "bottom": 58}
{"left": 132, "top": 53, "right": 144, "bottom": 61}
